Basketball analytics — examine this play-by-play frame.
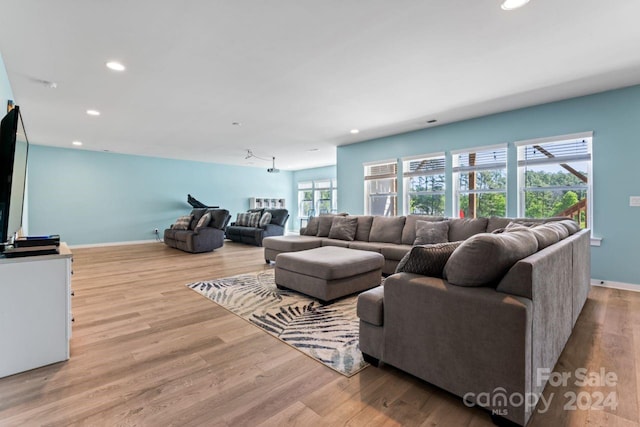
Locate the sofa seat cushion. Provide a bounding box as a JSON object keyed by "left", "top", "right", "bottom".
{"left": 276, "top": 246, "right": 384, "bottom": 281}
{"left": 321, "top": 238, "right": 350, "bottom": 248}
{"left": 173, "top": 230, "right": 192, "bottom": 242}
{"left": 262, "top": 235, "right": 323, "bottom": 252}
{"left": 444, "top": 229, "right": 538, "bottom": 287}
{"left": 357, "top": 286, "right": 384, "bottom": 326}
{"left": 348, "top": 241, "right": 387, "bottom": 253}
{"left": 380, "top": 244, "right": 413, "bottom": 261}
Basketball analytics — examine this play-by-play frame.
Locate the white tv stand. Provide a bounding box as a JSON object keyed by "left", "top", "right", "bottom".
{"left": 0, "top": 243, "right": 73, "bottom": 378}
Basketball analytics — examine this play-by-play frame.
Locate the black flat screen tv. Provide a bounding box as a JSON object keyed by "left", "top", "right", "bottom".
{"left": 0, "top": 105, "right": 29, "bottom": 247}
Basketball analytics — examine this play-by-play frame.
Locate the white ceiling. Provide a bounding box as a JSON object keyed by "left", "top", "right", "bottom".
{"left": 2, "top": 1, "right": 640, "bottom": 171}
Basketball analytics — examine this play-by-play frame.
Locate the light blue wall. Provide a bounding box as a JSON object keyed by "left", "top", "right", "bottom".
{"left": 0, "top": 53, "right": 13, "bottom": 110}
{"left": 291, "top": 165, "right": 337, "bottom": 231}
{"left": 338, "top": 85, "right": 640, "bottom": 285}
{"left": 27, "top": 145, "right": 294, "bottom": 245}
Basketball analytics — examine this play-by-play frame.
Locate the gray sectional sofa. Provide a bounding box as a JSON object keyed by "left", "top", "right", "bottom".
{"left": 264, "top": 214, "right": 591, "bottom": 426}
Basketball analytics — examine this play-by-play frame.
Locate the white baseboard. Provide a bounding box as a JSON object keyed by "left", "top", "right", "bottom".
{"left": 591, "top": 279, "right": 640, "bottom": 292}
{"left": 69, "top": 239, "right": 163, "bottom": 249}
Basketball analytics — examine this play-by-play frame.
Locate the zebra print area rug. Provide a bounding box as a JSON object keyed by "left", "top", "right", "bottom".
{"left": 186, "top": 269, "right": 368, "bottom": 377}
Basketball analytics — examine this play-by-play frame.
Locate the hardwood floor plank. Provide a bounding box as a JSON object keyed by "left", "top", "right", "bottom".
{"left": 1, "top": 241, "right": 639, "bottom": 426}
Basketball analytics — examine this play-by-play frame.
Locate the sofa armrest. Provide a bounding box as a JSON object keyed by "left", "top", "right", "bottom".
{"left": 382, "top": 272, "right": 532, "bottom": 424}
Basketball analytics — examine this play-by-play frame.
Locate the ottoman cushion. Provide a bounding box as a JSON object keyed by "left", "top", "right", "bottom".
{"left": 276, "top": 246, "right": 384, "bottom": 281}
{"left": 263, "top": 235, "right": 322, "bottom": 252}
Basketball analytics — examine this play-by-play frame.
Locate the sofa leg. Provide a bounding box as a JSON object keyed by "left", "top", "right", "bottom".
{"left": 276, "top": 284, "right": 287, "bottom": 290}
{"left": 265, "top": 259, "right": 271, "bottom": 264}
{"left": 490, "top": 414, "right": 520, "bottom": 427}
{"left": 362, "top": 353, "right": 379, "bottom": 367}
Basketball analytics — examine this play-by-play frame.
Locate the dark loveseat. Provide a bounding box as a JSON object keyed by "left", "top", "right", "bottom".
{"left": 226, "top": 208, "right": 289, "bottom": 246}
{"left": 164, "top": 208, "right": 231, "bottom": 253}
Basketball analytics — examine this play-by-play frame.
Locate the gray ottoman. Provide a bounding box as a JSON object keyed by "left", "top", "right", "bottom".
{"left": 263, "top": 235, "right": 322, "bottom": 263}
{"left": 275, "top": 246, "right": 384, "bottom": 302}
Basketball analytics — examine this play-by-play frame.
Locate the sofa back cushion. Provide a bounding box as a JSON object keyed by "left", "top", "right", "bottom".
{"left": 486, "top": 216, "right": 512, "bottom": 233}
{"left": 557, "top": 219, "right": 581, "bottom": 235}
{"left": 328, "top": 216, "right": 358, "bottom": 241}
{"left": 369, "top": 216, "right": 406, "bottom": 244}
{"left": 317, "top": 214, "right": 337, "bottom": 237}
{"left": 444, "top": 229, "right": 539, "bottom": 287}
{"left": 401, "top": 214, "right": 445, "bottom": 245}
{"left": 351, "top": 215, "right": 374, "bottom": 241}
{"left": 447, "top": 217, "right": 489, "bottom": 241}
{"left": 414, "top": 220, "right": 449, "bottom": 245}
{"left": 173, "top": 214, "right": 193, "bottom": 230}
{"left": 265, "top": 209, "right": 289, "bottom": 226}
{"left": 208, "top": 209, "right": 230, "bottom": 229}
{"left": 189, "top": 208, "right": 208, "bottom": 230}
{"left": 303, "top": 217, "right": 320, "bottom": 235}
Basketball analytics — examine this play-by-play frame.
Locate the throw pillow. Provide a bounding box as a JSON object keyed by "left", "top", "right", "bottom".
{"left": 369, "top": 216, "right": 406, "bottom": 244}
{"left": 189, "top": 208, "right": 208, "bottom": 230}
{"left": 303, "top": 217, "right": 320, "bottom": 236}
{"left": 259, "top": 212, "right": 272, "bottom": 227}
{"left": 172, "top": 214, "right": 193, "bottom": 230}
{"left": 395, "top": 241, "right": 462, "bottom": 278}
{"left": 328, "top": 216, "right": 358, "bottom": 241}
{"left": 248, "top": 212, "right": 261, "bottom": 227}
{"left": 236, "top": 212, "right": 251, "bottom": 226}
{"left": 414, "top": 220, "right": 449, "bottom": 245}
{"left": 444, "top": 229, "right": 539, "bottom": 287}
{"left": 401, "top": 214, "right": 446, "bottom": 245}
{"left": 194, "top": 212, "right": 211, "bottom": 230}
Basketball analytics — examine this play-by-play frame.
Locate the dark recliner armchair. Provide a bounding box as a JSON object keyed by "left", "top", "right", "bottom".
{"left": 164, "top": 208, "right": 231, "bottom": 253}
{"left": 226, "top": 208, "right": 289, "bottom": 246}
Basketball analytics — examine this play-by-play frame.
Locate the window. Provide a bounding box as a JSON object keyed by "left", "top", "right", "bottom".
{"left": 364, "top": 161, "right": 397, "bottom": 216}
{"left": 453, "top": 145, "right": 507, "bottom": 218}
{"left": 297, "top": 179, "right": 338, "bottom": 224}
{"left": 517, "top": 132, "right": 592, "bottom": 229}
{"left": 403, "top": 154, "right": 445, "bottom": 216}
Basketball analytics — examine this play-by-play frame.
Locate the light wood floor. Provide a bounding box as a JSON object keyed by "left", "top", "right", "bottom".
{"left": 0, "top": 242, "right": 638, "bottom": 426}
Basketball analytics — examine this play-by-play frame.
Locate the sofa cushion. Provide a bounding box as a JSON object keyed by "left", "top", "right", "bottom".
{"left": 352, "top": 215, "right": 374, "bottom": 242}
{"left": 557, "top": 219, "right": 581, "bottom": 235}
{"left": 448, "top": 217, "right": 489, "bottom": 241}
{"left": 401, "top": 215, "right": 445, "bottom": 245}
{"left": 259, "top": 211, "right": 272, "bottom": 227}
{"left": 317, "top": 214, "right": 338, "bottom": 237}
{"left": 236, "top": 212, "right": 251, "bottom": 226}
{"left": 414, "top": 220, "right": 449, "bottom": 245}
{"left": 544, "top": 222, "right": 570, "bottom": 239}
{"left": 444, "top": 229, "right": 539, "bottom": 287}
{"left": 189, "top": 208, "right": 208, "bottom": 230}
{"left": 248, "top": 212, "right": 261, "bottom": 227}
{"left": 195, "top": 212, "right": 211, "bottom": 230}
{"left": 263, "top": 235, "right": 322, "bottom": 252}
{"left": 303, "top": 217, "right": 320, "bottom": 235}
{"left": 486, "top": 216, "right": 512, "bottom": 233}
{"left": 328, "top": 216, "right": 358, "bottom": 241}
{"left": 320, "top": 238, "right": 350, "bottom": 248}
{"left": 173, "top": 215, "right": 193, "bottom": 230}
{"left": 528, "top": 223, "right": 561, "bottom": 250}
{"left": 209, "top": 209, "right": 230, "bottom": 229}
{"left": 396, "top": 241, "right": 462, "bottom": 278}
{"left": 265, "top": 209, "right": 289, "bottom": 226}
{"left": 348, "top": 241, "right": 387, "bottom": 253}
{"left": 380, "top": 244, "right": 413, "bottom": 261}
{"left": 369, "top": 216, "right": 406, "bottom": 244}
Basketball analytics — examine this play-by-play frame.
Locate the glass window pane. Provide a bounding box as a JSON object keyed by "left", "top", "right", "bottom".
{"left": 408, "top": 194, "right": 445, "bottom": 216}
{"left": 369, "top": 195, "right": 397, "bottom": 216}
{"left": 524, "top": 161, "right": 588, "bottom": 188}
{"left": 459, "top": 170, "right": 506, "bottom": 191}
{"left": 523, "top": 189, "right": 587, "bottom": 227}
{"left": 366, "top": 178, "right": 396, "bottom": 194}
{"left": 458, "top": 192, "right": 507, "bottom": 218}
{"left": 407, "top": 175, "right": 445, "bottom": 192}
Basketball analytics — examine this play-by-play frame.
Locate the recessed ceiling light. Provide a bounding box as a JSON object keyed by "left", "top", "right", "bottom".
{"left": 307, "top": 148, "right": 319, "bottom": 152}
{"left": 350, "top": 129, "right": 360, "bottom": 134}
{"left": 106, "top": 61, "right": 126, "bottom": 71}
{"left": 232, "top": 122, "right": 241, "bottom": 126}
{"left": 72, "top": 141, "right": 83, "bottom": 146}
{"left": 501, "top": 0, "right": 530, "bottom": 10}
{"left": 86, "top": 109, "right": 101, "bottom": 116}
{"left": 427, "top": 119, "right": 438, "bottom": 124}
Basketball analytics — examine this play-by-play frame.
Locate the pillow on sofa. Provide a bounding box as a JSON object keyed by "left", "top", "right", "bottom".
{"left": 189, "top": 208, "right": 208, "bottom": 230}
{"left": 444, "top": 229, "right": 539, "bottom": 287}
{"left": 259, "top": 212, "right": 272, "bottom": 227}
{"left": 369, "top": 216, "right": 406, "bottom": 244}
{"left": 303, "top": 217, "right": 320, "bottom": 236}
{"left": 396, "top": 241, "right": 462, "bottom": 278}
{"left": 414, "top": 220, "right": 449, "bottom": 245}
{"left": 401, "top": 214, "right": 445, "bottom": 245}
{"left": 328, "top": 216, "right": 358, "bottom": 241}
{"left": 317, "top": 214, "right": 339, "bottom": 237}
{"left": 248, "top": 212, "right": 261, "bottom": 227}
{"left": 236, "top": 212, "right": 251, "bottom": 226}
{"left": 194, "top": 212, "right": 211, "bottom": 230}
{"left": 352, "top": 215, "right": 374, "bottom": 242}
{"left": 172, "top": 214, "right": 193, "bottom": 230}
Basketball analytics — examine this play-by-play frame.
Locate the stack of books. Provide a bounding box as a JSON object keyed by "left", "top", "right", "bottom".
{"left": 3, "top": 235, "right": 61, "bottom": 258}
